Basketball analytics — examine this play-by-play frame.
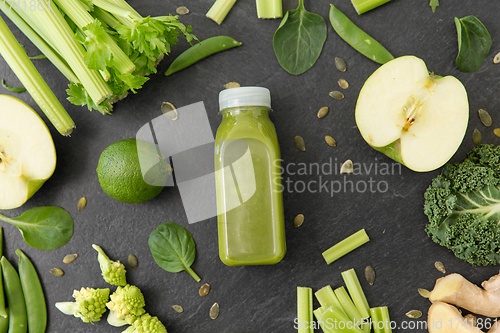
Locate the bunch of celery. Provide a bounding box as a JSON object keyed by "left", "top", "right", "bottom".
{"left": 0, "top": 0, "right": 195, "bottom": 134}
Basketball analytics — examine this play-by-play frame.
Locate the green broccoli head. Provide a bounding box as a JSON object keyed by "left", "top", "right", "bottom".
{"left": 92, "top": 244, "right": 127, "bottom": 286}
{"left": 55, "top": 287, "right": 110, "bottom": 323}
{"left": 424, "top": 144, "right": 500, "bottom": 266}
{"left": 122, "top": 313, "right": 167, "bottom": 333}
{"left": 107, "top": 285, "right": 146, "bottom": 327}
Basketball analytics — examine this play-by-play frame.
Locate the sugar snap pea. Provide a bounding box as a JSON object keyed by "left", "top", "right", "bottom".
{"left": 1, "top": 257, "right": 27, "bottom": 333}
{"left": 165, "top": 36, "right": 242, "bottom": 76}
{"left": 329, "top": 5, "right": 394, "bottom": 65}
{"left": 16, "top": 250, "right": 46, "bottom": 333}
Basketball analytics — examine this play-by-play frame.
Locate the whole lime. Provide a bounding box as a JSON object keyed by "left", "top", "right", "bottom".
{"left": 96, "top": 139, "right": 165, "bottom": 203}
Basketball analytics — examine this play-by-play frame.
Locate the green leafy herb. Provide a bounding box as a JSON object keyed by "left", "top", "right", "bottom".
{"left": 273, "top": 0, "right": 327, "bottom": 75}
{"left": 2, "top": 79, "right": 26, "bottom": 93}
{"left": 148, "top": 222, "right": 201, "bottom": 282}
{"left": 0, "top": 207, "right": 74, "bottom": 251}
{"left": 429, "top": 0, "right": 439, "bottom": 13}
{"left": 455, "top": 15, "right": 491, "bottom": 72}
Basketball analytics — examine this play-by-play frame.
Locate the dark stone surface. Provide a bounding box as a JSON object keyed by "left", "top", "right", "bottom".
{"left": 1, "top": 0, "right": 500, "bottom": 332}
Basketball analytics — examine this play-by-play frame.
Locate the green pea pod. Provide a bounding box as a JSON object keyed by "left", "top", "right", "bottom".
{"left": 329, "top": 5, "right": 394, "bottom": 65}
{"left": 16, "top": 250, "right": 46, "bottom": 333}
{"left": 0, "top": 314, "right": 7, "bottom": 333}
{"left": 1, "top": 257, "right": 27, "bottom": 333}
{"left": 165, "top": 36, "right": 242, "bottom": 76}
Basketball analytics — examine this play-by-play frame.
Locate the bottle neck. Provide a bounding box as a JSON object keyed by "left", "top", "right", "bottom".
{"left": 220, "top": 106, "right": 270, "bottom": 120}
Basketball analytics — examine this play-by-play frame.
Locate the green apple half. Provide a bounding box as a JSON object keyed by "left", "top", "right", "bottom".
{"left": 0, "top": 95, "right": 56, "bottom": 209}
{"left": 355, "top": 56, "right": 469, "bottom": 172}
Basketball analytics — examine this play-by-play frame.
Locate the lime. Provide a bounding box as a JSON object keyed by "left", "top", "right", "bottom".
{"left": 96, "top": 139, "right": 166, "bottom": 203}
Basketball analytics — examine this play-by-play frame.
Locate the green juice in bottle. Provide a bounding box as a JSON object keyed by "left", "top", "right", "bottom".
{"left": 214, "top": 87, "right": 286, "bottom": 266}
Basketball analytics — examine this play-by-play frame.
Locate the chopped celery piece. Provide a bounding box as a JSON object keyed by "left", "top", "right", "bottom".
{"left": 206, "top": 0, "right": 237, "bottom": 25}
{"left": 322, "top": 229, "right": 370, "bottom": 264}
{"left": 341, "top": 269, "right": 370, "bottom": 318}
{"left": 256, "top": 0, "right": 282, "bottom": 19}
{"left": 370, "top": 307, "right": 392, "bottom": 333}
{"left": 314, "top": 306, "right": 364, "bottom": 333}
{"left": 334, "top": 287, "right": 368, "bottom": 333}
{"left": 297, "top": 287, "right": 314, "bottom": 333}
{"left": 315, "top": 286, "right": 346, "bottom": 316}
{"left": 351, "top": 0, "right": 391, "bottom": 14}
{"left": 0, "top": 16, "right": 75, "bottom": 135}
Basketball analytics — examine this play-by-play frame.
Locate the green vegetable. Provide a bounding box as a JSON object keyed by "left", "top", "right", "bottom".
{"left": 149, "top": 222, "right": 201, "bottom": 282}
{"left": 123, "top": 313, "right": 167, "bottom": 333}
{"left": 429, "top": 0, "right": 439, "bottom": 13}
{"left": 273, "top": 0, "right": 327, "bottom": 75}
{"left": 1, "top": 79, "right": 26, "bottom": 93}
{"left": 370, "top": 307, "right": 392, "bottom": 333}
{"left": 329, "top": 5, "right": 394, "bottom": 65}
{"left": 0, "top": 207, "right": 74, "bottom": 251}
{"left": 0, "top": 228, "right": 6, "bottom": 319}
{"left": 297, "top": 286, "right": 313, "bottom": 333}
{"left": 314, "top": 306, "right": 364, "bottom": 333}
{"left": 165, "top": 36, "right": 242, "bottom": 76}
{"left": 15, "top": 250, "right": 46, "bottom": 333}
{"left": 315, "top": 285, "right": 346, "bottom": 316}
{"left": 106, "top": 284, "right": 146, "bottom": 327}
{"left": 0, "top": 315, "right": 7, "bottom": 333}
{"left": 1, "top": 257, "right": 27, "bottom": 333}
{"left": 92, "top": 244, "right": 127, "bottom": 286}
{"left": 206, "top": 0, "right": 237, "bottom": 25}
{"left": 335, "top": 286, "right": 368, "bottom": 333}
{"left": 55, "top": 287, "right": 110, "bottom": 323}
{"left": 322, "top": 229, "right": 370, "bottom": 264}
{"left": 350, "top": 0, "right": 391, "bottom": 15}
{"left": 341, "top": 269, "right": 370, "bottom": 319}
{"left": 424, "top": 144, "right": 500, "bottom": 266}
{"left": 455, "top": 15, "right": 491, "bottom": 73}
{"left": 256, "top": 0, "right": 282, "bottom": 19}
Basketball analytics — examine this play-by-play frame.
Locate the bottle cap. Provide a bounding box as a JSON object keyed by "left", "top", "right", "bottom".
{"left": 219, "top": 86, "right": 271, "bottom": 111}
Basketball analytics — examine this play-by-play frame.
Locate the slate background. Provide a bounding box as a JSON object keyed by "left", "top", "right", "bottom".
{"left": 1, "top": 0, "right": 500, "bottom": 332}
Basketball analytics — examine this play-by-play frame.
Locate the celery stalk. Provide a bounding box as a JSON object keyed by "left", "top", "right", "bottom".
{"left": 91, "top": 0, "right": 136, "bottom": 21}
{"left": 370, "top": 307, "right": 392, "bottom": 333}
{"left": 92, "top": 7, "right": 122, "bottom": 28}
{"left": 341, "top": 269, "right": 370, "bottom": 318}
{"left": 314, "top": 306, "right": 365, "bottom": 333}
{"left": 297, "top": 287, "right": 314, "bottom": 333}
{"left": 350, "top": 0, "right": 391, "bottom": 14}
{"left": 256, "top": 0, "right": 282, "bottom": 19}
{"left": 105, "top": 0, "right": 142, "bottom": 20}
{"left": 334, "top": 287, "right": 368, "bottom": 333}
{"left": 322, "top": 229, "right": 370, "bottom": 264}
{"left": 206, "top": 0, "right": 237, "bottom": 25}
{"left": 0, "top": 16, "right": 75, "bottom": 135}
{"left": 315, "top": 286, "right": 347, "bottom": 316}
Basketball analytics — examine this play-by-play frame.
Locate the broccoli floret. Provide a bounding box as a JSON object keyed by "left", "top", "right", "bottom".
{"left": 55, "top": 287, "right": 110, "bottom": 323}
{"left": 107, "top": 285, "right": 146, "bottom": 327}
{"left": 122, "top": 313, "right": 167, "bottom": 333}
{"left": 93, "top": 244, "right": 127, "bottom": 286}
{"left": 424, "top": 144, "right": 500, "bottom": 266}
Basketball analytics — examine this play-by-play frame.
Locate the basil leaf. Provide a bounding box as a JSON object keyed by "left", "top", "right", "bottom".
{"left": 455, "top": 15, "right": 491, "bottom": 73}
{"left": 273, "top": 0, "right": 327, "bottom": 75}
{"left": 0, "top": 207, "right": 74, "bottom": 251}
{"left": 2, "top": 79, "right": 26, "bottom": 93}
{"left": 148, "top": 222, "right": 201, "bottom": 282}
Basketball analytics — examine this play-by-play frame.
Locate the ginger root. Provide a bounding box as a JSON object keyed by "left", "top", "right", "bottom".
{"left": 428, "top": 302, "right": 483, "bottom": 333}
{"left": 429, "top": 271, "right": 500, "bottom": 317}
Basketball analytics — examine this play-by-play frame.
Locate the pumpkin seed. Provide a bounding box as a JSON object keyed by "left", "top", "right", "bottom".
{"left": 317, "top": 106, "right": 329, "bottom": 119}
{"left": 172, "top": 305, "right": 184, "bottom": 313}
{"left": 210, "top": 302, "right": 219, "bottom": 319}
{"left": 494, "top": 52, "right": 500, "bottom": 64}
{"left": 478, "top": 109, "right": 492, "bottom": 127}
{"left": 335, "top": 57, "right": 347, "bottom": 72}
{"left": 128, "top": 254, "right": 138, "bottom": 269}
{"left": 199, "top": 283, "right": 211, "bottom": 297}
{"left": 77, "top": 197, "right": 87, "bottom": 212}
{"left": 176, "top": 6, "right": 189, "bottom": 15}
{"left": 340, "top": 160, "right": 353, "bottom": 174}
{"left": 338, "top": 79, "right": 349, "bottom": 89}
{"left": 294, "top": 136, "right": 306, "bottom": 151}
{"left": 473, "top": 129, "right": 482, "bottom": 145}
{"left": 224, "top": 82, "right": 240, "bottom": 89}
{"left": 405, "top": 310, "right": 422, "bottom": 319}
{"left": 50, "top": 268, "right": 64, "bottom": 276}
{"left": 63, "top": 254, "right": 78, "bottom": 264}
{"left": 418, "top": 288, "right": 430, "bottom": 298}
{"left": 329, "top": 91, "right": 344, "bottom": 100}
{"left": 325, "top": 136, "right": 337, "bottom": 147}
{"left": 364, "top": 266, "right": 375, "bottom": 286}
{"left": 494, "top": 128, "right": 500, "bottom": 137}
{"left": 435, "top": 261, "right": 446, "bottom": 274}
{"left": 293, "top": 214, "right": 304, "bottom": 228}
{"left": 161, "top": 102, "right": 178, "bottom": 120}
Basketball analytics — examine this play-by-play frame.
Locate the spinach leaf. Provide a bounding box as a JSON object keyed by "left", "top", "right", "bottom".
{"left": 148, "top": 222, "right": 201, "bottom": 282}
{"left": 2, "top": 79, "right": 26, "bottom": 93}
{"left": 455, "top": 15, "right": 491, "bottom": 72}
{"left": 273, "top": 0, "right": 327, "bottom": 75}
{"left": 429, "top": 0, "right": 439, "bottom": 13}
{"left": 0, "top": 207, "right": 73, "bottom": 250}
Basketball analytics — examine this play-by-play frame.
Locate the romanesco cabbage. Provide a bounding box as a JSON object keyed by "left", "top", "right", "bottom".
{"left": 55, "top": 287, "right": 110, "bottom": 323}
{"left": 92, "top": 244, "right": 127, "bottom": 286}
{"left": 107, "top": 284, "right": 146, "bottom": 327}
{"left": 122, "top": 313, "right": 167, "bottom": 333}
